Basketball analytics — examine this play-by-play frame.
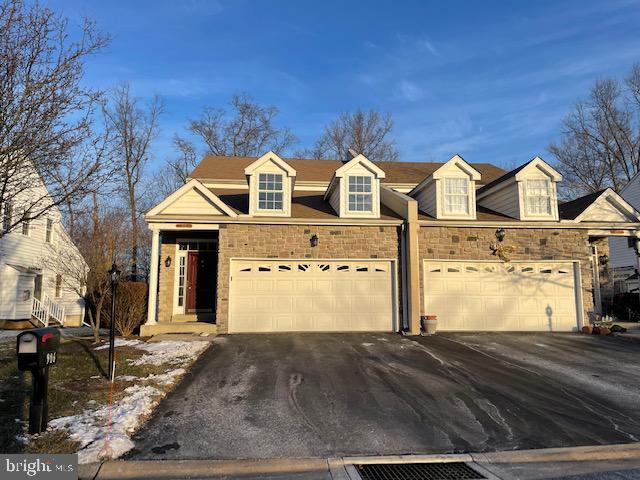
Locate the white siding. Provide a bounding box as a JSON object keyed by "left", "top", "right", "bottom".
{"left": 609, "top": 236, "right": 637, "bottom": 268}
{"left": 478, "top": 183, "right": 520, "bottom": 218}
{"left": 610, "top": 175, "right": 640, "bottom": 269}
{"left": 163, "top": 189, "right": 225, "bottom": 216}
{"left": 328, "top": 182, "right": 341, "bottom": 216}
{"left": 414, "top": 181, "right": 437, "bottom": 217}
{"left": 621, "top": 174, "right": 640, "bottom": 210}
{"left": 0, "top": 176, "right": 86, "bottom": 321}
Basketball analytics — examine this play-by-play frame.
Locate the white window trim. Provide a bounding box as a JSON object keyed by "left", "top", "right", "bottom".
{"left": 257, "top": 172, "right": 285, "bottom": 212}
{"left": 346, "top": 175, "right": 374, "bottom": 213}
{"left": 21, "top": 211, "right": 31, "bottom": 237}
{"left": 442, "top": 177, "right": 470, "bottom": 215}
{"left": 525, "top": 179, "right": 552, "bottom": 216}
{"left": 45, "top": 218, "right": 54, "bottom": 243}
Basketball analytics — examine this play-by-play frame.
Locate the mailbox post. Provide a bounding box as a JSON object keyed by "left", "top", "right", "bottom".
{"left": 17, "top": 328, "right": 60, "bottom": 434}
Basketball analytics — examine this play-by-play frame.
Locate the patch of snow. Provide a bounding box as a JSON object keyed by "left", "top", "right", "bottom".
{"left": 94, "top": 339, "right": 141, "bottom": 350}
{"left": 143, "top": 368, "right": 186, "bottom": 386}
{"left": 50, "top": 384, "right": 161, "bottom": 464}
{"left": 361, "top": 343, "right": 374, "bottom": 347}
{"left": 116, "top": 375, "right": 137, "bottom": 382}
{"left": 129, "top": 341, "right": 209, "bottom": 366}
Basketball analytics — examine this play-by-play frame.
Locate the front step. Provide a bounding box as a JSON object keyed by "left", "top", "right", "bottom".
{"left": 140, "top": 321, "right": 218, "bottom": 336}
{"left": 172, "top": 313, "right": 216, "bottom": 323}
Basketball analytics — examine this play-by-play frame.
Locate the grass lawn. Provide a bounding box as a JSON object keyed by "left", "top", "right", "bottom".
{"left": 0, "top": 335, "right": 209, "bottom": 459}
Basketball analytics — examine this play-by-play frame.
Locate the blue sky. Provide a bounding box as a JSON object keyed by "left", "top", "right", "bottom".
{"left": 50, "top": 0, "right": 640, "bottom": 171}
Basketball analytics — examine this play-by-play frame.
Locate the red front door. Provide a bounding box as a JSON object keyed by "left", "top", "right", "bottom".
{"left": 186, "top": 252, "right": 199, "bottom": 312}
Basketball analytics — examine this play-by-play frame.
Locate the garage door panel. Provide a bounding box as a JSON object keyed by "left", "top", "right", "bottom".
{"left": 230, "top": 260, "right": 394, "bottom": 333}
{"left": 425, "top": 261, "right": 579, "bottom": 332}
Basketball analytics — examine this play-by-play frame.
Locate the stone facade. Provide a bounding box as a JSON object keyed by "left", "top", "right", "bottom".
{"left": 215, "top": 224, "right": 400, "bottom": 333}
{"left": 417, "top": 226, "right": 595, "bottom": 322}
{"left": 157, "top": 233, "right": 177, "bottom": 323}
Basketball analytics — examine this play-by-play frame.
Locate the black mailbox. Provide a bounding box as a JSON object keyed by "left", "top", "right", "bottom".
{"left": 16, "top": 327, "right": 61, "bottom": 434}
{"left": 17, "top": 327, "right": 60, "bottom": 371}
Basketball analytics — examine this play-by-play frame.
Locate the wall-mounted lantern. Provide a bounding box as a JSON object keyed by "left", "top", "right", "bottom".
{"left": 599, "top": 253, "right": 609, "bottom": 266}
{"left": 165, "top": 256, "right": 172, "bottom": 268}
{"left": 310, "top": 234, "right": 319, "bottom": 248}
{"left": 495, "top": 228, "right": 506, "bottom": 243}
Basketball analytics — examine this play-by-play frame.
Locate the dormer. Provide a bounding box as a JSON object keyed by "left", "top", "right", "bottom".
{"left": 324, "top": 154, "right": 385, "bottom": 218}
{"left": 476, "top": 157, "right": 561, "bottom": 221}
{"left": 244, "top": 151, "right": 296, "bottom": 217}
{"left": 409, "top": 155, "right": 481, "bottom": 220}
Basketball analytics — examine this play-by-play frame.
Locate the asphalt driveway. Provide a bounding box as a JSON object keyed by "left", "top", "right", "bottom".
{"left": 129, "top": 332, "right": 640, "bottom": 460}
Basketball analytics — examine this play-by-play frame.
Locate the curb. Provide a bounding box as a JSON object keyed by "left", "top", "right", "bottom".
{"left": 84, "top": 443, "right": 640, "bottom": 479}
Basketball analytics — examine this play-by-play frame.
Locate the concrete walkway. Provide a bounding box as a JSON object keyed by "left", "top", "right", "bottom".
{"left": 81, "top": 442, "right": 640, "bottom": 479}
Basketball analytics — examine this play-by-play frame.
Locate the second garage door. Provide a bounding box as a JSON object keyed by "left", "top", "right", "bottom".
{"left": 229, "top": 259, "right": 395, "bottom": 333}
{"left": 424, "top": 260, "right": 581, "bottom": 331}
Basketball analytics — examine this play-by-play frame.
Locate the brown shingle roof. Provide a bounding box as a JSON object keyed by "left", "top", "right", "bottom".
{"left": 558, "top": 190, "right": 606, "bottom": 220}
{"left": 209, "top": 188, "right": 403, "bottom": 221}
{"left": 418, "top": 205, "right": 516, "bottom": 222}
{"left": 191, "top": 155, "right": 507, "bottom": 185}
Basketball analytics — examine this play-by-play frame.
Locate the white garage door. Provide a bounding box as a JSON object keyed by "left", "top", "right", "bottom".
{"left": 229, "top": 260, "right": 395, "bottom": 333}
{"left": 424, "top": 261, "right": 581, "bottom": 331}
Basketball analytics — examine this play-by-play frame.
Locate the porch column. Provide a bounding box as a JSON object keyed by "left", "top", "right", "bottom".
{"left": 146, "top": 229, "right": 161, "bottom": 325}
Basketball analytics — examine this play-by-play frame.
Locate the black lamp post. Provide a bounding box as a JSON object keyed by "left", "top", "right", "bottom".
{"left": 107, "top": 262, "right": 121, "bottom": 382}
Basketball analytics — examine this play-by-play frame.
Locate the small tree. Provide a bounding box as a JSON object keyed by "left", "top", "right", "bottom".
{"left": 306, "top": 109, "right": 399, "bottom": 161}
{"left": 549, "top": 63, "right": 640, "bottom": 197}
{"left": 102, "top": 282, "right": 148, "bottom": 337}
{"left": 103, "top": 84, "right": 163, "bottom": 280}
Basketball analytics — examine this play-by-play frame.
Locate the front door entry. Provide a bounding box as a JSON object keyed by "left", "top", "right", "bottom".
{"left": 186, "top": 251, "right": 217, "bottom": 313}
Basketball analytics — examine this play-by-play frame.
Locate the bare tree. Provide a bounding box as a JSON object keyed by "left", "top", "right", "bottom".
{"left": 103, "top": 84, "right": 163, "bottom": 280}
{"left": 306, "top": 109, "right": 399, "bottom": 161}
{"left": 549, "top": 64, "right": 640, "bottom": 197}
{"left": 0, "top": 0, "right": 110, "bottom": 238}
{"left": 162, "top": 94, "right": 296, "bottom": 192}
{"left": 46, "top": 204, "right": 130, "bottom": 342}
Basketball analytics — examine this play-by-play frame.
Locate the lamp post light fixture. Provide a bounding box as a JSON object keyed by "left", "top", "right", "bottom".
{"left": 310, "top": 234, "right": 319, "bottom": 248}
{"left": 165, "top": 256, "right": 172, "bottom": 268}
{"left": 495, "top": 228, "right": 506, "bottom": 243}
{"left": 107, "top": 262, "right": 121, "bottom": 383}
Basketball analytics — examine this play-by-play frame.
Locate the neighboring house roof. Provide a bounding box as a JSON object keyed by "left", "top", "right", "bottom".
{"left": 190, "top": 155, "right": 507, "bottom": 185}
{"left": 210, "top": 188, "right": 403, "bottom": 221}
{"left": 558, "top": 188, "right": 640, "bottom": 222}
{"left": 558, "top": 190, "right": 606, "bottom": 220}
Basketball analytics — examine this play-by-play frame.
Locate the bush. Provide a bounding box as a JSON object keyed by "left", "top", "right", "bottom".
{"left": 101, "top": 281, "right": 148, "bottom": 336}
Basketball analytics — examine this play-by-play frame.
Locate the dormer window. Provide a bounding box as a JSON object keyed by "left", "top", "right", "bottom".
{"left": 347, "top": 176, "right": 372, "bottom": 212}
{"left": 443, "top": 178, "right": 469, "bottom": 215}
{"left": 525, "top": 179, "right": 551, "bottom": 215}
{"left": 258, "top": 173, "right": 283, "bottom": 211}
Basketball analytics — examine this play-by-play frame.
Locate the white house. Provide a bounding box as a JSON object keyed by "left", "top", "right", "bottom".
{"left": 609, "top": 172, "right": 640, "bottom": 292}
{"left": 0, "top": 168, "right": 87, "bottom": 329}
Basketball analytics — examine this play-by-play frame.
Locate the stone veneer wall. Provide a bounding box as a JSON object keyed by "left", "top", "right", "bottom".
{"left": 157, "top": 232, "right": 177, "bottom": 323}
{"left": 417, "top": 226, "right": 595, "bottom": 322}
{"left": 216, "top": 224, "right": 400, "bottom": 333}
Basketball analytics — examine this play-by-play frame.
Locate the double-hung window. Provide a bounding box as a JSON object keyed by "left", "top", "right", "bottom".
{"left": 443, "top": 178, "right": 469, "bottom": 214}
{"left": 347, "top": 176, "right": 372, "bottom": 212}
{"left": 258, "top": 173, "right": 283, "bottom": 211}
{"left": 526, "top": 179, "right": 551, "bottom": 215}
{"left": 1, "top": 202, "right": 12, "bottom": 232}
{"left": 21, "top": 210, "right": 31, "bottom": 236}
{"left": 45, "top": 218, "right": 53, "bottom": 243}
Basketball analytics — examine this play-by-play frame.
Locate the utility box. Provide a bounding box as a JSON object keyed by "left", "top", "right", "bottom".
{"left": 17, "top": 327, "right": 60, "bottom": 371}
{"left": 16, "top": 327, "right": 61, "bottom": 434}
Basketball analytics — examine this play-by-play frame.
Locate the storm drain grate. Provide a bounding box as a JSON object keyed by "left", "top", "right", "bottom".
{"left": 356, "top": 462, "right": 486, "bottom": 480}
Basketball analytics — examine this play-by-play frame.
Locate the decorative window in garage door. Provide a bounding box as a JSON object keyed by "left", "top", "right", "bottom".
{"left": 234, "top": 261, "right": 391, "bottom": 274}
{"left": 424, "top": 260, "right": 579, "bottom": 332}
